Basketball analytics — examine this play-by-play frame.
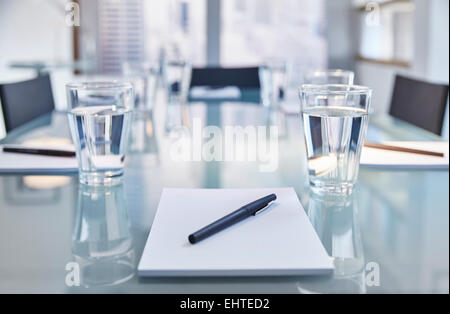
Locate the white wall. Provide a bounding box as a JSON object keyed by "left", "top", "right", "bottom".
{"left": 427, "top": 0, "right": 450, "bottom": 82}
{"left": 355, "top": 0, "right": 449, "bottom": 138}
{"left": 428, "top": 0, "right": 449, "bottom": 138}
{"left": 0, "top": 0, "right": 72, "bottom": 68}
{"left": 0, "top": 0, "right": 72, "bottom": 139}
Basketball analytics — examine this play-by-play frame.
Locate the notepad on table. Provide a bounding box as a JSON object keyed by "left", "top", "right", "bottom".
{"left": 360, "top": 141, "right": 449, "bottom": 169}
{"left": 138, "top": 188, "right": 333, "bottom": 277}
{"left": 0, "top": 145, "right": 78, "bottom": 173}
{"left": 189, "top": 86, "right": 241, "bottom": 100}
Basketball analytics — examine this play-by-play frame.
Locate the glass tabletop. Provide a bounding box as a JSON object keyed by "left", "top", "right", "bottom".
{"left": 0, "top": 101, "right": 448, "bottom": 293}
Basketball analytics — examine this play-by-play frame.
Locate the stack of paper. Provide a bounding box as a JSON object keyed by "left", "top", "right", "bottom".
{"left": 138, "top": 188, "right": 333, "bottom": 277}
{"left": 0, "top": 145, "right": 77, "bottom": 173}
{"left": 189, "top": 86, "right": 241, "bottom": 100}
{"left": 360, "top": 141, "right": 449, "bottom": 169}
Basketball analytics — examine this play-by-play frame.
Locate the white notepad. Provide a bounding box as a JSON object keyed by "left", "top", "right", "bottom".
{"left": 360, "top": 141, "right": 449, "bottom": 169}
{"left": 138, "top": 188, "right": 334, "bottom": 277}
{"left": 189, "top": 86, "right": 241, "bottom": 100}
{"left": 0, "top": 145, "right": 78, "bottom": 173}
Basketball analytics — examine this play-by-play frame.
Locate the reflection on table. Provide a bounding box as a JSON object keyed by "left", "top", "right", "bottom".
{"left": 297, "top": 191, "right": 366, "bottom": 294}
{"left": 0, "top": 101, "right": 448, "bottom": 293}
{"left": 71, "top": 183, "right": 135, "bottom": 288}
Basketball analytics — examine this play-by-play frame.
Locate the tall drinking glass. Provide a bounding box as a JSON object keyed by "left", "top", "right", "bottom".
{"left": 122, "top": 62, "right": 160, "bottom": 112}
{"left": 66, "top": 82, "right": 134, "bottom": 186}
{"left": 265, "top": 58, "right": 287, "bottom": 103}
{"left": 304, "top": 69, "right": 355, "bottom": 85}
{"left": 163, "top": 59, "right": 191, "bottom": 105}
{"left": 299, "top": 84, "right": 372, "bottom": 195}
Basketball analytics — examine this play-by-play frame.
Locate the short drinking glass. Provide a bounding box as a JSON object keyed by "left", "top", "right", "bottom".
{"left": 66, "top": 82, "right": 134, "bottom": 186}
{"left": 299, "top": 84, "right": 372, "bottom": 195}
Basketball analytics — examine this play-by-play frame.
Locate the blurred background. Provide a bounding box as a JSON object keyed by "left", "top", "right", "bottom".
{"left": 0, "top": 0, "right": 448, "bottom": 138}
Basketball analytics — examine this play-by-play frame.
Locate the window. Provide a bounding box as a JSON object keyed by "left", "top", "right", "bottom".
{"left": 97, "top": 0, "right": 146, "bottom": 74}
{"left": 143, "top": 0, "right": 207, "bottom": 65}
{"left": 221, "top": 0, "right": 327, "bottom": 67}
{"left": 82, "top": 0, "right": 325, "bottom": 75}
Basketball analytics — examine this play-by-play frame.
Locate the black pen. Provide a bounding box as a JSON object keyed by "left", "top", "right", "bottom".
{"left": 2, "top": 146, "right": 76, "bottom": 158}
{"left": 188, "top": 194, "right": 277, "bottom": 244}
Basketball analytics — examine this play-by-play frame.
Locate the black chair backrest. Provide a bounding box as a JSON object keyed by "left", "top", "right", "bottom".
{"left": 389, "top": 75, "right": 449, "bottom": 135}
{"left": 0, "top": 74, "right": 55, "bottom": 132}
{"left": 189, "top": 67, "right": 261, "bottom": 89}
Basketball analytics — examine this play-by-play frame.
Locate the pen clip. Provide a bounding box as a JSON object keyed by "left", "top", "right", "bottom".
{"left": 253, "top": 203, "right": 272, "bottom": 216}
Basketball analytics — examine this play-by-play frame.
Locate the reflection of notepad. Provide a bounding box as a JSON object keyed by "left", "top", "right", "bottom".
{"left": 360, "top": 141, "right": 449, "bottom": 169}
{"left": 0, "top": 145, "right": 78, "bottom": 173}
{"left": 138, "top": 188, "right": 333, "bottom": 277}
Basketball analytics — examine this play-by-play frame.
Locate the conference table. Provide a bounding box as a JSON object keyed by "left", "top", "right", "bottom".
{"left": 0, "top": 98, "right": 448, "bottom": 294}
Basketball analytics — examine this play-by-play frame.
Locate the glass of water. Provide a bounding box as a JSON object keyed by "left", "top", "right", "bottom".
{"left": 264, "top": 58, "right": 287, "bottom": 103}
{"left": 304, "top": 69, "right": 355, "bottom": 85}
{"left": 163, "top": 59, "right": 191, "bottom": 105}
{"left": 122, "top": 61, "right": 160, "bottom": 112}
{"left": 66, "top": 82, "right": 134, "bottom": 186}
{"left": 299, "top": 84, "right": 372, "bottom": 195}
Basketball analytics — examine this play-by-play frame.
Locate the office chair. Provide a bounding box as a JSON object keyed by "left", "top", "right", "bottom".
{"left": 389, "top": 75, "right": 449, "bottom": 135}
{"left": 0, "top": 74, "right": 55, "bottom": 132}
{"left": 189, "top": 67, "right": 261, "bottom": 89}
{"left": 188, "top": 67, "right": 262, "bottom": 102}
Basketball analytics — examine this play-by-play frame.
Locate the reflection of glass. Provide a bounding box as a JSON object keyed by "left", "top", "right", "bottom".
{"left": 299, "top": 84, "right": 372, "bottom": 196}
{"left": 304, "top": 69, "right": 355, "bottom": 85}
{"left": 297, "top": 270, "right": 366, "bottom": 294}
{"left": 72, "top": 183, "right": 135, "bottom": 287}
{"left": 122, "top": 62, "right": 160, "bottom": 112}
{"left": 297, "top": 191, "right": 366, "bottom": 294}
{"left": 308, "top": 192, "right": 364, "bottom": 277}
{"left": 66, "top": 82, "right": 133, "bottom": 186}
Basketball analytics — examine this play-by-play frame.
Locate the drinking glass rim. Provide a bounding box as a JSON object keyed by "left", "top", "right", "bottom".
{"left": 305, "top": 69, "right": 354, "bottom": 77}
{"left": 299, "top": 84, "right": 372, "bottom": 95}
{"left": 66, "top": 81, "right": 133, "bottom": 90}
